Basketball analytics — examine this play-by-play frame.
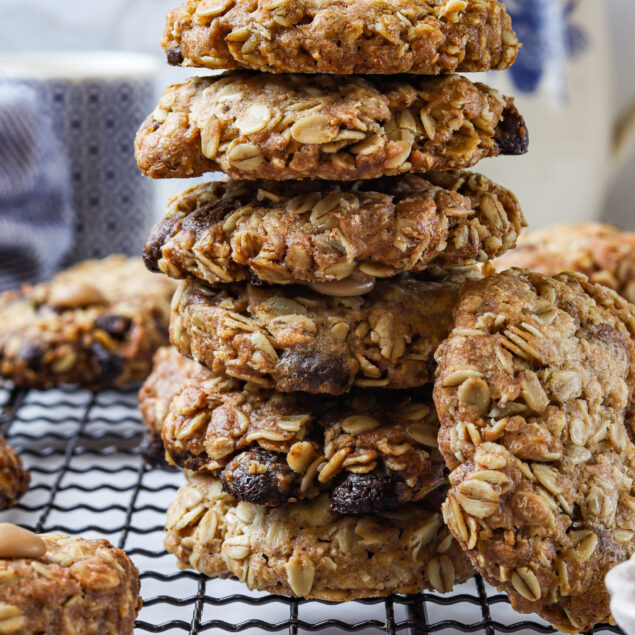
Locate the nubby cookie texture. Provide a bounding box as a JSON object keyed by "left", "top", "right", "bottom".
{"left": 136, "top": 0, "right": 532, "bottom": 609}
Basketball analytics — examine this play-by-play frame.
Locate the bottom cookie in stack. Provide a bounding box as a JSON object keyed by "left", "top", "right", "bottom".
{"left": 140, "top": 348, "right": 475, "bottom": 598}
{"left": 165, "top": 475, "right": 473, "bottom": 601}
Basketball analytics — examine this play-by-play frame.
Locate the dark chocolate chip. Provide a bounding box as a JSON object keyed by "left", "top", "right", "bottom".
{"left": 143, "top": 216, "right": 181, "bottom": 272}
{"left": 494, "top": 105, "right": 529, "bottom": 155}
{"left": 90, "top": 341, "right": 124, "bottom": 386}
{"left": 138, "top": 432, "right": 177, "bottom": 470}
{"left": 221, "top": 448, "right": 299, "bottom": 506}
{"left": 17, "top": 342, "right": 45, "bottom": 370}
{"left": 94, "top": 314, "right": 132, "bottom": 340}
{"left": 167, "top": 46, "right": 184, "bottom": 66}
{"left": 331, "top": 467, "right": 400, "bottom": 515}
{"left": 277, "top": 346, "right": 356, "bottom": 395}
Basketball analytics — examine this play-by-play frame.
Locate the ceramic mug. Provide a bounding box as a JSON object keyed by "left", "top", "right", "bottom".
{"left": 0, "top": 51, "right": 159, "bottom": 263}
{"left": 475, "top": 0, "right": 635, "bottom": 228}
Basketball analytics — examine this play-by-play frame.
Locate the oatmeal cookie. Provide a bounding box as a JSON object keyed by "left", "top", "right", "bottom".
{"left": 165, "top": 474, "right": 473, "bottom": 600}
{"left": 494, "top": 223, "right": 635, "bottom": 305}
{"left": 145, "top": 171, "right": 525, "bottom": 286}
{"left": 0, "top": 256, "right": 175, "bottom": 389}
{"left": 170, "top": 274, "right": 466, "bottom": 394}
{"left": 0, "top": 436, "right": 29, "bottom": 510}
{"left": 140, "top": 347, "right": 444, "bottom": 513}
{"left": 0, "top": 531, "right": 141, "bottom": 633}
{"left": 135, "top": 72, "right": 528, "bottom": 181}
{"left": 162, "top": 0, "right": 519, "bottom": 75}
{"left": 433, "top": 268, "right": 635, "bottom": 632}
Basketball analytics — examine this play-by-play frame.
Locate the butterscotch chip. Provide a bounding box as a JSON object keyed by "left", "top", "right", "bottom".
{"left": 0, "top": 534, "right": 141, "bottom": 633}
{"left": 0, "top": 256, "right": 175, "bottom": 389}
{"left": 170, "top": 274, "right": 468, "bottom": 395}
{"left": 135, "top": 72, "right": 527, "bottom": 181}
{"left": 165, "top": 474, "right": 473, "bottom": 600}
{"left": 145, "top": 172, "right": 525, "bottom": 286}
{"left": 162, "top": 0, "right": 519, "bottom": 75}
{"left": 494, "top": 223, "right": 635, "bottom": 304}
{"left": 0, "top": 437, "right": 29, "bottom": 510}
{"left": 433, "top": 268, "right": 635, "bottom": 632}
{"left": 140, "top": 347, "right": 444, "bottom": 513}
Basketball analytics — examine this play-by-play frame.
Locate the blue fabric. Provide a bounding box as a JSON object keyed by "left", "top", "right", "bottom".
{"left": 0, "top": 81, "right": 73, "bottom": 292}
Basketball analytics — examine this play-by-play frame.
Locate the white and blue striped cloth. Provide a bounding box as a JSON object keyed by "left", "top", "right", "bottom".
{"left": 0, "top": 81, "right": 73, "bottom": 292}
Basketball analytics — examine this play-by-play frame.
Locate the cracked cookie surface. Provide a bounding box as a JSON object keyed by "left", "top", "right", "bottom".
{"left": 165, "top": 474, "right": 473, "bottom": 600}
{"left": 135, "top": 72, "right": 527, "bottom": 181}
{"left": 170, "top": 275, "right": 466, "bottom": 394}
{"left": 0, "top": 534, "right": 141, "bottom": 633}
{"left": 494, "top": 223, "right": 635, "bottom": 305}
{"left": 433, "top": 268, "right": 635, "bottom": 632}
{"left": 0, "top": 256, "right": 175, "bottom": 389}
{"left": 162, "top": 0, "right": 519, "bottom": 75}
{"left": 145, "top": 172, "right": 524, "bottom": 286}
{"left": 140, "top": 347, "right": 444, "bottom": 513}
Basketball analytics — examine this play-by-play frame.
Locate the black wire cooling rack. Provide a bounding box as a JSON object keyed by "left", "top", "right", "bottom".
{"left": 0, "top": 383, "right": 622, "bottom": 634}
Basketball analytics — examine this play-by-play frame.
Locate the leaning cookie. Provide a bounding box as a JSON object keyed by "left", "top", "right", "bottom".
{"left": 0, "top": 256, "right": 175, "bottom": 389}
{"left": 0, "top": 436, "right": 29, "bottom": 510}
{"left": 140, "top": 347, "right": 444, "bottom": 513}
{"left": 494, "top": 223, "right": 635, "bottom": 304}
{"left": 135, "top": 72, "right": 527, "bottom": 181}
{"left": 0, "top": 528, "right": 141, "bottom": 633}
{"left": 434, "top": 269, "right": 635, "bottom": 632}
{"left": 165, "top": 474, "right": 473, "bottom": 600}
{"left": 145, "top": 172, "right": 524, "bottom": 286}
{"left": 163, "top": 0, "right": 519, "bottom": 75}
{"left": 170, "top": 274, "right": 467, "bottom": 394}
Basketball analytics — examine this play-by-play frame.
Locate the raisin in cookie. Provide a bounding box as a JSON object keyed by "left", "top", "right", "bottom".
{"left": 140, "top": 347, "right": 444, "bottom": 513}
{"left": 0, "top": 256, "right": 175, "bottom": 389}
{"left": 0, "top": 532, "right": 141, "bottom": 633}
{"left": 494, "top": 223, "right": 635, "bottom": 304}
{"left": 170, "top": 275, "right": 466, "bottom": 394}
{"left": 0, "top": 436, "right": 29, "bottom": 510}
{"left": 434, "top": 268, "right": 635, "bottom": 632}
{"left": 135, "top": 72, "right": 528, "bottom": 181}
{"left": 165, "top": 474, "right": 473, "bottom": 600}
{"left": 145, "top": 172, "right": 524, "bottom": 286}
{"left": 163, "top": 0, "right": 519, "bottom": 75}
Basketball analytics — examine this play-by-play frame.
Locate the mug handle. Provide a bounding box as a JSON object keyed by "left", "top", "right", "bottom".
{"left": 612, "top": 95, "right": 635, "bottom": 173}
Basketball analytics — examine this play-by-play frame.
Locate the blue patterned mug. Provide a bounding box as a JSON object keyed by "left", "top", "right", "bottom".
{"left": 0, "top": 51, "right": 159, "bottom": 263}
{"left": 475, "top": 0, "right": 635, "bottom": 228}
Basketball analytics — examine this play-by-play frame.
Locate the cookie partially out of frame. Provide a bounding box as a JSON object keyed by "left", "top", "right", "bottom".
{"left": 0, "top": 256, "right": 175, "bottom": 389}
{"left": 162, "top": 0, "right": 519, "bottom": 75}
{"left": 0, "top": 533, "right": 141, "bottom": 633}
{"left": 0, "top": 436, "right": 29, "bottom": 510}
{"left": 494, "top": 223, "right": 635, "bottom": 304}
{"left": 135, "top": 72, "right": 528, "bottom": 181}
{"left": 165, "top": 474, "right": 473, "bottom": 600}
{"left": 145, "top": 171, "right": 525, "bottom": 286}
{"left": 170, "top": 274, "right": 468, "bottom": 395}
{"left": 140, "top": 347, "right": 444, "bottom": 513}
{"left": 434, "top": 268, "right": 635, "bottom": 633}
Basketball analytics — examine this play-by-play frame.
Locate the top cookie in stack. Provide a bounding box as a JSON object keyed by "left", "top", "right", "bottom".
{"left": 135, "top": 0, "right": 528, "bottom": 602}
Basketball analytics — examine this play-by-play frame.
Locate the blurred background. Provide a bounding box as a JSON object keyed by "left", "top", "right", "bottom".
{"left": 0, "top": 0, "right": 633, "bottom": 286}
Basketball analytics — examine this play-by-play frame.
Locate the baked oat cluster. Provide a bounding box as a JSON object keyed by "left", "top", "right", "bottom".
{"left": 434, "top": 270, "right": 635, "bottom": 632}
{"left": 0, "top": 256, "right": 175, "bottom": 389}
{"left": 0, "top": 532, "right": 141, "bottom": 633}
{"left": 141, "top": 347, "right": 445, "bottom": 513}
{"left": 137, "top": 0, "right": 635, "bottom": 623}
{"left": 163, "top": 0, "right": 519, "bottom": 75}
{"left": 494, "top": 222, "right": 635, "bottom": 304}
{"left": 136, "top": 72, "right": 527, "bottom": 181}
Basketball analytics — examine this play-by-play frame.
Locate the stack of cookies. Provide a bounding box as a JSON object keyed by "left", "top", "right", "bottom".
{"left": 135, "top": 0, "right": 529, "bottom": 603}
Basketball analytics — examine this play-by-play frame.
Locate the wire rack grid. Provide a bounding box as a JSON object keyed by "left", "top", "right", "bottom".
{"left": 0, "top": 383, "right": 623, "bottom": 634}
